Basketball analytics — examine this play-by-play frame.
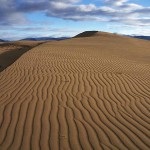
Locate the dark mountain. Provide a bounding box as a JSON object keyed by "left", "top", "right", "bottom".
{"left": 21, "top": 37, "right": 70, "bottom": 41}
{"left": 0, "top": 39, "right": 5, "bottom": 42}
{"left": 132, "top": 36, "right": 150, "bottom": 40}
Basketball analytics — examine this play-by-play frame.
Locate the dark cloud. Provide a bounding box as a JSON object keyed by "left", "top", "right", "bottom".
{"left": 0, "top": 0, "right": 26, "bottom": 25}
{"left": 17, "top": 1, "right": 49, "bottom": 12}
{"left": 133, "top": 7, "right": 150, "bottom": 14}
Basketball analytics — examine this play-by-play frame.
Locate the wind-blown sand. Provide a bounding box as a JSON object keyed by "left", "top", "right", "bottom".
{"left": 0, "top": 32, "right": 150, "bottom": 150}
{"left": 0, "top": 41, "right": 44, "bottom": 72}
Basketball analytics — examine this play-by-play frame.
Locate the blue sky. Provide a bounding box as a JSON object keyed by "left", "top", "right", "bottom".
{"left": 0, "top": 0, "right": 150, "bottom": 40}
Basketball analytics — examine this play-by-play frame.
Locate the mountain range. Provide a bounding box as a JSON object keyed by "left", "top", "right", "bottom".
{"left": 0, "top": 39, "right": 6, "bottom": 42}
{"left": 132, "top": 36, "right": 150, "bottom": 40}
{"left": 0, "top": 34, "right": 150, "bottom": 42}
{"left": 21, "top": 37, "right": 70, "bottom": 41}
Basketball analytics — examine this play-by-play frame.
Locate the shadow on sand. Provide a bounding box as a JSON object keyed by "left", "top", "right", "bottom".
{"left": 0, "top": 46, "right": 33, "bottom": 72}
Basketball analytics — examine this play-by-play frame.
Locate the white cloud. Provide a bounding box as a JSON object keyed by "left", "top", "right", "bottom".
{"left": 46, "top": 0, "right": 150, "bottom": 27}
{"left": 105, "top": 0, "right": 128, "bottom": 6}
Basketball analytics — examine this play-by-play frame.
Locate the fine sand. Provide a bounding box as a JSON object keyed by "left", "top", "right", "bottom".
{"left": 0, "top": 32, "right": 150, "bottom": 150}
{"left": 0, "top": 41, "right": 44, "bottom": 72}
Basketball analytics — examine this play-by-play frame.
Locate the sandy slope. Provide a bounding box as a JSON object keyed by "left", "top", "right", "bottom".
{"left": 0, "top": 41, "right": 44, "bottom": 72}
{"left": 0, "top": 32, "right": 150, "bottom": 150}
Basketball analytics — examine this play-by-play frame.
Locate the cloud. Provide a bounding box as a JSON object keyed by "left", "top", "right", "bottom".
{"left": 17, "top": 1, "right": 48, "bottom": 12}
{"left": 0, "top": 25, "right": 80, "bottom": 40}
{"left": 105, "top": 0, "right": 128, "bottom": 6}
{"left": 46, "top": 0, "right": 150, "bottom": 26}
{"left": 0, "top": 0, "right": 50, "bottom": 25}
{"left": 133, "top": 7, "right": 150, "bottom": 14}
{"left": 0, "top": 0, "right": 26, "bottom": 25}
{"left": 0, "top": 0, "right": 150, "bottom": 27}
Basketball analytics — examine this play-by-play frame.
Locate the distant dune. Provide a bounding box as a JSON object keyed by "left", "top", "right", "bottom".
{"left": 74, "top": 31, "right": 150, "bottom": 41}
{"left": 74, "top": 31, "right": 125, "bottom": 38}
{"left": 74, "top": 31, "right": 99, "bottom": 38}
{"left": 0, "top": 32, "right": 150, "bottom": 150}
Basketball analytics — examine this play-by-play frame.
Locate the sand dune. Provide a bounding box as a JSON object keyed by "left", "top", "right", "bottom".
{"left": 0, "top": 32, "right": 150, "bottom": 150}
{"left": 0, "top": 41, "right": 44, "bottom": 72}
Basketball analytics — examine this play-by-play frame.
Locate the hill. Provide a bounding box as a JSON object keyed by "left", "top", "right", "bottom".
{"left": 74, "top": 31, "right": 150, "bottom": 41}
{"left": 74, "top": 31, "right": 99, "bottom": 38}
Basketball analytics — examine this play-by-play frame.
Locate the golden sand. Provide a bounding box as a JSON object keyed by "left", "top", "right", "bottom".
{"left": 0, "top": 32, "right": 150, "bottom": 149}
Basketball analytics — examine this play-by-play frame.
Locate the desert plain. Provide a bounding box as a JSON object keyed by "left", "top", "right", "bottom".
{"left": 0, "top": 32, "right": 150, "bottom": 150}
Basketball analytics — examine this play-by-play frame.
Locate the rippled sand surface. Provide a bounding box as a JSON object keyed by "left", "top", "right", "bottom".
{"left": 0, "top": 33, "right": 150, "bottom": 150}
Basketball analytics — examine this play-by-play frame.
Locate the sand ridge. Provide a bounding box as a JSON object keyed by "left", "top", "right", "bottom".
{"left": 0, "top": 41, "right": 45, "bottom": 72}
{"left": 0, "top": 33, "right": 150, "bottom": 149}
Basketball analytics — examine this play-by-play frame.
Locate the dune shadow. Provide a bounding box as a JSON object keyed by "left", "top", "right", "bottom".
{"left": 0, "top": 46, "right": 32, "bottom": 72}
